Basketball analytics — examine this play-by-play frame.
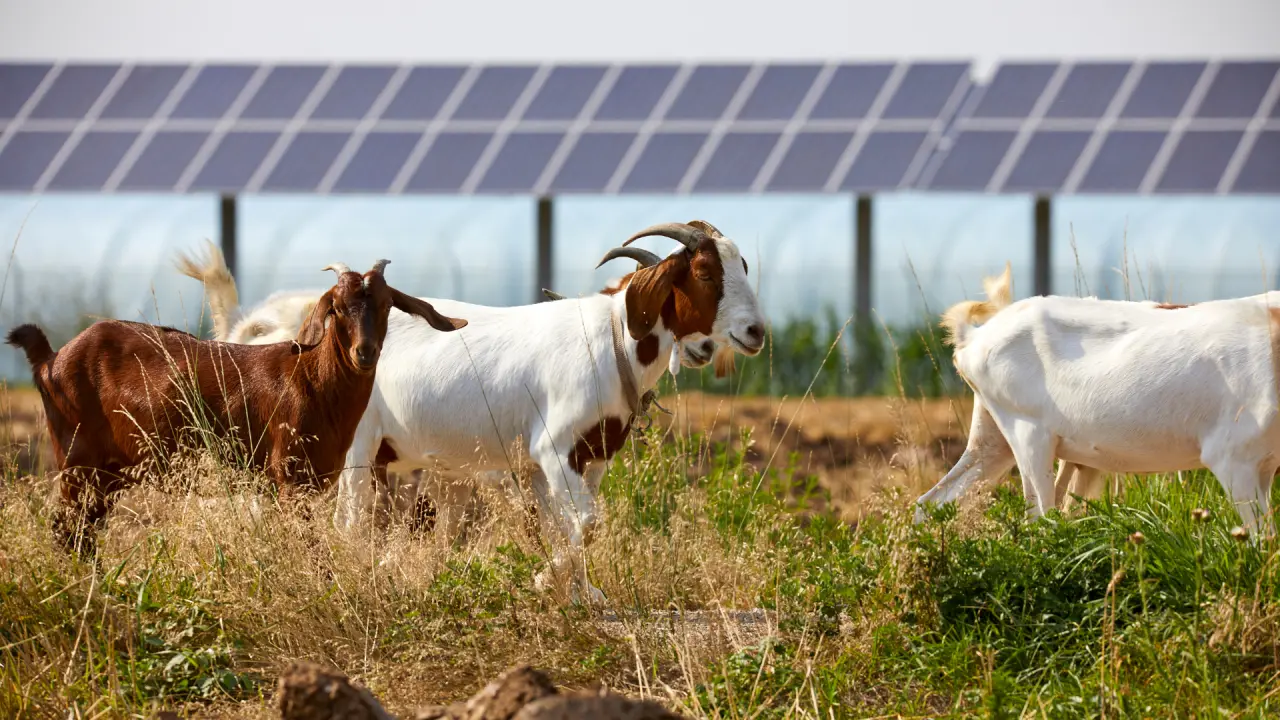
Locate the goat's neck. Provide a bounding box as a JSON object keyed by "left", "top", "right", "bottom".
{"left": 608, "top": 293, "right": 675, "bottom": 395}
{"left": 299, "top": 331, "right": 375, "bottom": 415}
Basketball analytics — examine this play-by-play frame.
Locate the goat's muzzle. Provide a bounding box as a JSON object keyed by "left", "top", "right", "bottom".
{"left": 352, "top": 344, "right": 380, "bottom": 371}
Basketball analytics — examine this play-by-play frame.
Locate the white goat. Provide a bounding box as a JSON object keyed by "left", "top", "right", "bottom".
{"left": 917, "top": 263, "right": 1280, "bottom": 535}
{"left": 335, "top": 220, "right": 767, "bottom": 602}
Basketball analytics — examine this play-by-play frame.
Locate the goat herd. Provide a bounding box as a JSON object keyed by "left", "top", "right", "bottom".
{"left": 7, "top": 220, "right": 1279, "bottom": 604}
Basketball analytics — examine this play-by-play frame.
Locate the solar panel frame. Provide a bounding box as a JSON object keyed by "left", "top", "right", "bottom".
{"left": 262, "top": 131, "right": 348, "bottom": 191}
{"left": 169, "top": 65, "right": 257, "bottom": 120}
{"left": 99, "top": 66, "right": 186, "bottom": 120}
{"left": 239, "top": 65, "right": 327, "bottom": 120}
{"left": 1232, "top": 130, "right": 1280, "bottom": 192}
{"left": 970, "top": 63, "right": 1056, "bottom": 118}
{"left": 925, "top": 130, "right": 1017, "bottom": 190}
{"left": 522, "top": 66, "right": 607, "bottom": 121}
{"left": 0, "top": 131, "right": 70, "bottom": 190}
{"left": 310, "top": 65, "right": 396, "bottom": 120}
{"left": 28, "top": 65, "right": 118, "bottom": 120}
{"left": 1193, "top": 61, "right": 1280, "bottom": 118}
{"left": 0, "top": 64, "right": 52, "bottom": 119}
{"left": 47, "top": 130, "right": 137, "bottom": 190}
{"left": 548, "top": 131, "right": 636, "bottom": 193}
{"left": 736, "top": 65, "right": 822, "bottom": 121}
{"left": 117, "top": 131, "right": 208, "bottom": 190}
{"left": 1156, "top": 130, "right": 1244, "bottom": 192}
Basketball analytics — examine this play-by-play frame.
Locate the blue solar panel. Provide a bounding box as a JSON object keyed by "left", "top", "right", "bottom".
{"left": 1121, "top": 63, "right": 1205, "bottom": 118}
{"left": 118, "top": 131, "right": 207, "bottom": 190}
{"left": 882, "top": 64, "right": 967, "bottom": 119}
{"left": 809, "top": 64, "right": 891, "bottom": 119}
{"left": 453, "top": 66, "right": 534, "bottom": 121}
{"left": 0, "top": 64, "right": 52, "bottom": 119}
{"left": 263, "top": 132, "right": 348, "bottom": 190}
{"left": 190, "top": 132, "right": 278, "bottom": 190}
{"left": 841, "top": 131, "right": 927, "bottom": 190}
{"left": 1003, "top": 131, "right": 1091, "bottom": 191}
{"left": 405, "top": 132, "right": 490, "bottom": 192}
{"left": 381, "top": 66, "right": 465, "bottom": 120}
{"left": 523, "top": 66, "right": 606, "bottom": 121}
{"left": 665, "top": 66, "right": 749, "bottom": 120}
{"left": 1045, "top": 63, "right": 1129, "bottom": 118}
{"left": 927, "top": 130, "right": 1015, "bottom": 190}
{"left": 1078, "top": 130, "right": 1165, "bottom": 192}
{"left": 767, "top": 132, "right": 851, "bottom": 191}
{"left": 0, "top": 60, "right": 1274, "bottom": 196}
{"left": 29, "top": 65, "right": 116, "bottom": 120}
{"left": 100, "top": 66, "right": 185, "bottom": 119}
{"left": 549, "top": 132, "right": 635, "bottom": 192}
{"left": 693, "top": 132, "right": 779, "bottom": 191}
{"left": 594, "top": 66, "right": 676, "bottom": 121}
{"left": 311, "top": 66, "right": 394, "bottom": 120}
{"left": 1195, "top": 62, "right": 1279, "bottom": 118}
{"left": 170, "top": 65, "right": 255, "bottom": 120}
{"left": 1234, "top": 131, "right": 1280, "bottom": 192}
{"left": 0, "top": 131, "right": 68, "bottom": 189}
{"left": 48, "top": 131, "right": 137, "bottom": 189}
{"left": 737, "top": 65, "right": 821, "bottom": 121}
{"left": 1157, "top": 130, "right": 1243, "bottom": 192}
{"left": 333, "top": 132, "right": 418, "bottom": 192}
{"left": 621, "top": 132, "right": 707, "bottom": 192}
{"left": 971, "top": 64, "right": 1055, "bottom": 118}
{"left": 477, "top": 132, "right": 563, "bottom": 192}
{"left": 240, "top": 66, "right": 325, "bottom": 120}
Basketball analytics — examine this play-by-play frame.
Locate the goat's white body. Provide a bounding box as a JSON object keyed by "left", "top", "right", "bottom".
{"left": 919, "top": 289, "right": 1280, "bottom": 533}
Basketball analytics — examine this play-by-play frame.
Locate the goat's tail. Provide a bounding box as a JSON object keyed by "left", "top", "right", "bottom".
{"left": 174, "top": 239, "right": 240, "bottom": 341}
{"left": 941, "top": 261, "right": 1013, "bottom": 348}
{"left": 6, "top": 324, "right": 54, "bottom": 368}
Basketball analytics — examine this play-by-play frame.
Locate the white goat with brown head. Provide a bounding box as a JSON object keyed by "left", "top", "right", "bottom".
{"left": 334, "top": 220, "right": 767, "bottom": 602}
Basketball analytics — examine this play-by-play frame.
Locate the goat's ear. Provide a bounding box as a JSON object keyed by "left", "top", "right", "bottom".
{"left": 295, "top": 290, "right": 335, "bottom": 346}
{"left": 625, "top": 257, "right": 681, "bottom": 340}
{"left": 389, "top": 287, "right": 468, "bottom": 332}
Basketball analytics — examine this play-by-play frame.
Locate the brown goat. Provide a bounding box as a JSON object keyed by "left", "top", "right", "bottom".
{"left": 7, "top": 260, "right": 467, "bottom": 555}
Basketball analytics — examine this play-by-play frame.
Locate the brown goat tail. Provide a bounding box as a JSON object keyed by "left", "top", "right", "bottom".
{"left": 6, "top": 324, "right": 54, "bottom": 368}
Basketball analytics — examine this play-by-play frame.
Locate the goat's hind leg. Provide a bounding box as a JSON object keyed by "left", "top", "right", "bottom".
{"left": 1207, "top": 455, "right": 1277, "bottom": 541}
{"left": 53, "top": 463, "right": 118, "bottom": 559}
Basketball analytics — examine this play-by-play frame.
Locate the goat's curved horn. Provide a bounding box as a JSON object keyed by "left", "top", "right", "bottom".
{"left": 687, "top": 219, "right": 724, "bottom": 238}
{"left": 322, "top": 263, "right": 352, "bottom": 278}
{"left": 595, "top": 246, "right": 663, "bottom": 270}
{"left": 369, "top": 259, "right": 390, "bottom": 275}
{"left": 622, "top": 222, "right": 703, "bottom": 252}
{"left": 541, "top": 288, "right": 566, "bottom": 301}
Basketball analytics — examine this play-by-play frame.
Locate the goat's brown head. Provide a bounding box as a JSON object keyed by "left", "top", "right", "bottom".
{"left": 598, "top": 220, "right": 767, "bottom": 357}
{"left": 296, "top": 260, "right": 468, "bottom": 373}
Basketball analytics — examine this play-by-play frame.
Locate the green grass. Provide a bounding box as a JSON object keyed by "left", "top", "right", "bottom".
{"left": 3, "top": 422, "right": 1277, "bottom": 718}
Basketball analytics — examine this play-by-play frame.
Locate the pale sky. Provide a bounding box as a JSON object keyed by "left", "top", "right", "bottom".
{"left": 2, "top": 0, "right": 1279, "bottom": 79}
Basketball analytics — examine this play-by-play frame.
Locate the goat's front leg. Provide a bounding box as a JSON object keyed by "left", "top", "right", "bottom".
{"left": 332, "top": 417, "right": 384, "bottom": 532}
{"left": 529, "top": 437, "right": 604, "bottom": 605}
{"left": 915, "top": 398, "right": 1015, "bottom": 523}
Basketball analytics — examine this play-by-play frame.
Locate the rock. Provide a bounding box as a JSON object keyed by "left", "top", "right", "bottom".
{"left": 515, "top": 688, "right": 687, "bottom": 720}
{"left": 276, "top": 661, "right": 396, "bottom": 720}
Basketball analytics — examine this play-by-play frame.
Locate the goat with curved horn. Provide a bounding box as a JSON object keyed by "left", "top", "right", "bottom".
{"left": 622, "top": 222, "right": 703, "bottom": 252}
{"left": 322, "top": 263, "right": 353, "bottom": 277}
{"left": 595, "top": 246, "right": 662, "bottom": 270}
{"left": 369, "top": 259, "right": 391, "bottom": 275}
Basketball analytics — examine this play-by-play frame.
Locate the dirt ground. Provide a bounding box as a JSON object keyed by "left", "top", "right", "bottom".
{"left": 0, "top": 386, "right": 975, "bottom": 520}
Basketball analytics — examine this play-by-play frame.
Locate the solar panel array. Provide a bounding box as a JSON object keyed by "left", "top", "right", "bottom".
{"left": 0, "top": 60, "right": 1276, "bottom": 195}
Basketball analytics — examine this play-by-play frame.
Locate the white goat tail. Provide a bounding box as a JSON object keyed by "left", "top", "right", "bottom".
{"left": 175, "top": 239, "right": 240, "bottom": 341}
{"left": 941, "top": 261, "right": 1012, "bottom": 348}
